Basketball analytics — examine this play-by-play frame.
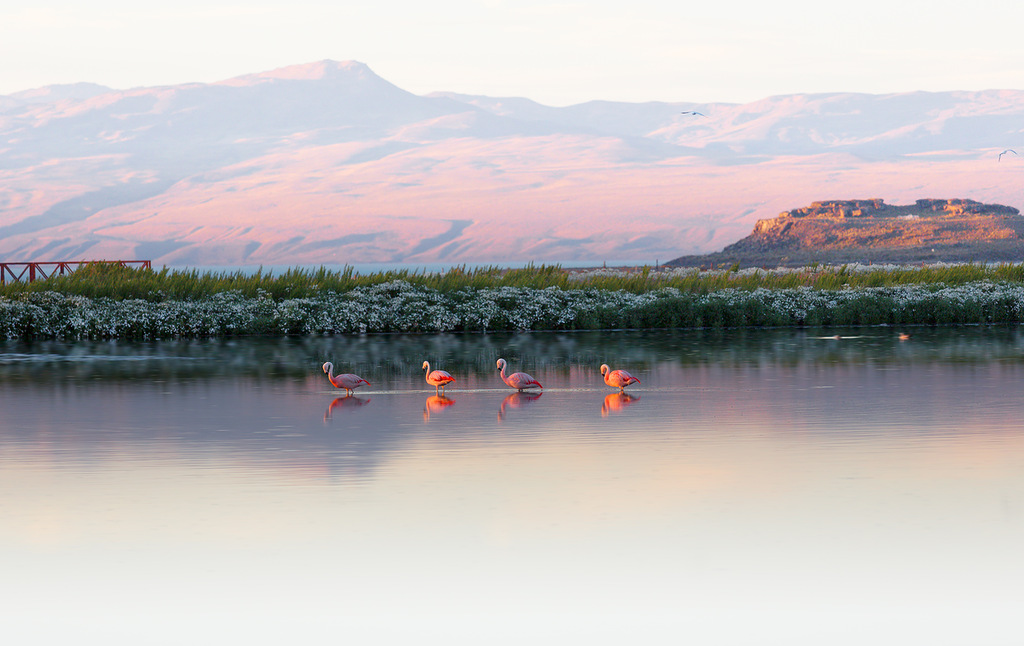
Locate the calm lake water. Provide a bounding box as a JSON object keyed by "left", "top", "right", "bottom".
{"left": 2, "top": 328, "right": 1023, "bottom": 645}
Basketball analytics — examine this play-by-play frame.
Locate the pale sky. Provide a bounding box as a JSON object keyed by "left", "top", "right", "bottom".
{"left": 2, "top": 0, "right": 1023, "bottom": 105}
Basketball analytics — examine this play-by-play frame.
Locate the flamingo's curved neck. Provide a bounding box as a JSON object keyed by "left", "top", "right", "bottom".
{"left": 500, "top": 362, "right": 515, "bottom": 387}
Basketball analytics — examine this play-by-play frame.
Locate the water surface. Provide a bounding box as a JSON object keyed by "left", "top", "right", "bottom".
{"left": 2, "top": 329, "right": 1023, "bottom": 644}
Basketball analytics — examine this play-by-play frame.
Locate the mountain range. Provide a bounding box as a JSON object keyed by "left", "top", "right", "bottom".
{"left": 2, "top": 60, "right": 1023, "bottom": 267}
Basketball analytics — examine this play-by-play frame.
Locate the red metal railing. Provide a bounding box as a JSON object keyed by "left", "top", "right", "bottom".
{"left": 0, "top": 260, "right": 152, "bottom": 285}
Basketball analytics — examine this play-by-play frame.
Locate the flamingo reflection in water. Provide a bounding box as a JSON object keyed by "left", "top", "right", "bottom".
{"left": 498, "top": 391, "right": 543, "bottom": 421}
{"left": 602, "top": 392, "right": 640, "bottom": 417}
{"left": 322, "top": 362, "right": 371, "bottom": 395}
{"left": 600, "top": 364, "right": 640, "bottom": 392}
{"left": 423, "top": 394, "right": 456, "bottom": 421}
{"left": 324, "top": 395, "right": 371, "bottom": 421}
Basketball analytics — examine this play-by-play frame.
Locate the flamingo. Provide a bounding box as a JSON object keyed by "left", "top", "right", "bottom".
{"left": 496, "top": 358, "right": 542, "bottom": 391}
{"left": 422, "top": 361, "right": 456, "bottom": 394}
{"left": 600, "top": 364, "right": 641, "bottom": 392}
{"left": 322, "top": 362, "right": 370, "bottom": 395}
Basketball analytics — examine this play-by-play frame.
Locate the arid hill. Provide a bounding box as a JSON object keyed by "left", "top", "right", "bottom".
{"left": 667, "top": 199, "right": 1024, "bottom": 267}
{"left": 8, "top": 64, "right": 1024, "bottom": 265}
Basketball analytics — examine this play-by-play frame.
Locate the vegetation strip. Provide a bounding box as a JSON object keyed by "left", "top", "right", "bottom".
{"left": 4, "top": 261, "right": 1024, "bottom": 299}
{"left": 2, "top": 263, "right": 1024, "bottom": 339}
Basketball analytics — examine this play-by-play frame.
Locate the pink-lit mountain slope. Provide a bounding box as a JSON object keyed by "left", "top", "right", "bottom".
{"left": 2, "top": 60, "right": 1023, "bottom": 266}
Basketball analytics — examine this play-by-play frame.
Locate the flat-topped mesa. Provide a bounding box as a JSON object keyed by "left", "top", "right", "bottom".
{"left": 783, "top": 199, "right": 888, "bottom": 219}
{"left": 723, "top": 197, "right": 1024, "bottom": 260}
{"left": 669, "top": 197, "right": 1024, "bottom": 267}
{"left": 777, "top": 198, "right": 1020, "bottom": 221}
{"left": 914, "top": 198, "right": 1020, "bottom": 217}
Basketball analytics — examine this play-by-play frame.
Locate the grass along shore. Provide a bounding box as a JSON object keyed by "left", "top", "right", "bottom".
{"left": 5, "top": 261, "right": 1024, "bottom": 299}
{"left": 3, "top": 262, "right": 1024, "bottom": 339}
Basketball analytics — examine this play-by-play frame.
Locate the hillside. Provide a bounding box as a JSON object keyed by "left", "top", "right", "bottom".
{"left": 3, "top": 61, "right": 1024, "bottom": 266}
{"left": 667, "top": 199, "right": 1024, "bottom": 267}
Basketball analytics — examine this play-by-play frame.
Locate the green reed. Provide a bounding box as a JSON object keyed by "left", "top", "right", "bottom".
{"left": 3, "top": 261, "right": 1024, "bottom": 301}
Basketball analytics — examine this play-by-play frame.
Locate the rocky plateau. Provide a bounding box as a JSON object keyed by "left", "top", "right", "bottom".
{"left": 667, "top": 199, "right": 1024, "bottom": 267}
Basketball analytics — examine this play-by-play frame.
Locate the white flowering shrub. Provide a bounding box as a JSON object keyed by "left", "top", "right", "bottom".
{"left": 2, "top": 279, "right": 1024, "bottom": 339}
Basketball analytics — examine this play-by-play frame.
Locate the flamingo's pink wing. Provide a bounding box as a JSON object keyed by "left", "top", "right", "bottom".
{"left": 428, "top": 370, "right": 455, "bottom": 386}
{"left": 510, "top": 372, "right": 542, "bottom": 388}
{"left": 610, "top": 370, "right": 639, "bottom": 387}
{"left": 338, "top": 373, "right": 369, "bottom": 389}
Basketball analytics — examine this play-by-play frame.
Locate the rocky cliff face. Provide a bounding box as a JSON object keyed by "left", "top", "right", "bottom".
{"left": 669, "top": 199, "right": 1024, "bottom": 267}
{"left": 773, "top": 198, "right": 1019, "bottom": 221}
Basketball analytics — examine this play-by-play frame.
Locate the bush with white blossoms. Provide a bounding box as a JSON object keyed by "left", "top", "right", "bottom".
{"left": 3, "top": 279, "right": 1024, "bottom": 339}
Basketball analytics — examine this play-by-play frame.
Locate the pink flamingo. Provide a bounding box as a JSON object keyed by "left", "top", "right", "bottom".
{"left": 600, "top": 364, "right": 640, "bottom": 392}
{"left": 422, "top": 361, "right": 456, "bottom": 394}
{"left": 322, "top": 362, "right": 370, "bottom": 395}
{"left": 496, "top": 358, "right": 542, "bottom": 391}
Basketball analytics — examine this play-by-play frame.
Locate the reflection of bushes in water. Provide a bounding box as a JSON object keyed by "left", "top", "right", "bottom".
{"left": 3, "top": 280, "right": 1024, "bottom": 340}
{"left": 5, "top": 327, "right": 1024, "bottom": 381}
{"left": 311, "top": 326, "right": 1024, "bottom": 379}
